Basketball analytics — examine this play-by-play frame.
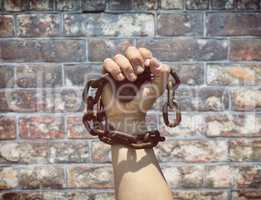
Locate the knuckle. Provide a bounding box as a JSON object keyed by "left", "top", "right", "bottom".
{"left": 113, "top": 54, "right": 123, "bottom": 60}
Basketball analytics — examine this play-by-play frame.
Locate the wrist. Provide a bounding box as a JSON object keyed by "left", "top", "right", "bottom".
{"left": 108, "top": 116, "right": 147, "bottom": 135}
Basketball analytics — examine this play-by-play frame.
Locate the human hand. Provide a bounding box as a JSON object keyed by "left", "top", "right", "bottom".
{"left": 101, "top": 46, "right": 170, "bottom": 135}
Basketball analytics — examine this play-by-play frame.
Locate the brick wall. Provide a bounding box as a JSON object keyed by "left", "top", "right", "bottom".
{"left": 0, "top": 0, "right": 261, "bottom": 199}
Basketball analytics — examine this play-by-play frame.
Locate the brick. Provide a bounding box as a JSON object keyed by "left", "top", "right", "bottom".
{"left": 88, "top": 39, "right": 134, "bottom": 62}
{"left": 211, "top": 0, "right": 234, "bottom": 9}
{"left": 232, "top": 191, "right": 261, "bottom": 200}
{"left": 16, "top": 64, "right": 62, "bottom": 88}
{"left": 67, "top": 192, "right": 114, "bottom": 200}
{"left": 159, "top": 112, "right": 205, "bottom": 137}
{"left": 0, "top": 141, "right": 89, "bottom": 164}
{"left": 19, "top": 115, "right": 65, "bottom": 139}
{"left": 0, "top": 142, "right": 49, "bottom": 164}
{"left": 67, "top": 165, "right": 113, "bottom": 188}
{"left": 67, "top": 116, "right": 95, "bottom": 139}
{"left": 186, "top": 0, "right": 209, "bottom": 9}
{"left": 17, "top": 14, "right": 60, "bottom": 37}
{"left": 206, "top": 165, "right": 232, "bottom": 188}
{"left": 158, "top": 13, "right": 203, "bottom": 36}
{"left": 236, "top": 0, "right": 260, "bottom": 9}
{"left": 0, "top": 167, "right": 18, "bottom": 190}
{"left": 28, "top": 0, "right": 53, "bottom": 10}
{"left": 3, "top": 0, "right": 27, "bottom": 11}
{"left": 64, "top": 14, "right": 154, "bottom": 37}
{"left": 207, "top": 63, "right": 261, "bottom": 86}
{"left": 91, "top": 141, "right": 111, "bottom": 163}
{"left": 137, "top": 38, "right": 228, "bottom": 61}
{"left": 64, "top": 64, "right": 101, "bottom": 87}
{"left": 0, "top": 192, "right": 67, "bottom": 200}
{"left": 171, "top": 63, "right": 204, "bottom": 85}
{"left": 160, "top": 0, "right": 184, "bottom": 9}
{"left": 175, "top": 87, "right": 228, "bottom": 111}
{"left": 231, "top": 88, "right": 261, "bottom": 111}
{"left": 132, "top": 0, "right": 158, "bottom": 9}
{"left": 0, "top": 39, "right": 86, "bottom": 62}
{"left": 0, "top": 65, "right": 14, "bottom": 88}
{"left": 229, "top": 140, "right": 261, "bottom": 161}
{"left": 55, "top": 0, "right": 80, "bottom": 11}
{"left": 108, "top": 0, "right": 132, "bottom": 9}
{"left": 48, "top": 142, "right": 89, "bottom": 163}
{"left": 203, "top": 113, "right": 261, "bottom": 137}
{"left": 43, "top": 89, "right": 84, "bottom": 112}
{"left": 234, "top": 165, "right": 261, "bottom": 189}
{"left": 230, "top": 39, "right": 261, "bottom": 61}
{"left": 155, "top": 140, "right": 228, "bottom": 162}
{"left": 207, "top": 13, "right": 261, "bottom": 36}
{"left": 0, "top": 116, "right": 16, "bottom": 139}
{"left": 172, "top": 191, "right": 228, "bottom": 200}
{"left": 18, "top": 165, "right": 65, "bottom": 189}
{"left": 162, "top": 165, "right": 204, "bottom": 188}
{"left": 82, "top": 0, "right": 106, "bottom": 11}
{"left": 0, "top": 90, "right": 39, "bottom": 112}
{"left": 0, "top": 15, "right": 15, "bottom": 37}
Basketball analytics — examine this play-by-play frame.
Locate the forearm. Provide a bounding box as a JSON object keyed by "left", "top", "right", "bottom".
{"left": 111, "top": 144, "right": 173, "bottom": 200}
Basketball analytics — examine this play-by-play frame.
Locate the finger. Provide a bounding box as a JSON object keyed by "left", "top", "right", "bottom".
{"left": 113, "top": 54, "right": 137, "bottom": 82}
{"left": 125, "top": 46, "right": 144, "bottom": 74}
{"left": 103, "top": 58, "right": 125, "bottom": 81}
{"left": 138, "top": 48, "right": 153, "bottom": 67}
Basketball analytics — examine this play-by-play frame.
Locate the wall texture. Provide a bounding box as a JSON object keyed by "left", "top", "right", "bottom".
{"left": 0, "top": 0, "right": 261, "bottom": 199}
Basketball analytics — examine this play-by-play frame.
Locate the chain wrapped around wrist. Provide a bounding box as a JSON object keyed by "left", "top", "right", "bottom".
{"left": 82, "top": 68, "right": 181, "bottom": 149}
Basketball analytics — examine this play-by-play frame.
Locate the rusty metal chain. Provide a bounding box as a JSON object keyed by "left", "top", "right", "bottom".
{"left": 82, "top": 68, "right": 181, "bottom": 149}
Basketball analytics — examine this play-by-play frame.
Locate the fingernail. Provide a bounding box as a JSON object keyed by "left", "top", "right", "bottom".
{"left": 144, "top": 59, "right": 150, "bottom": 67}
{"left": 129, "top": 73, "right": 137, "bottom": 81}
{"left": 117, "top": 73, "right": 125, "bottom": 81}
{"left": 136, "top": 65, "right": 144, "bottom": 74}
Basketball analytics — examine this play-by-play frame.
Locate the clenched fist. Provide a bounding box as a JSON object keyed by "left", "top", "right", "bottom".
{"left": 101, "top": 46, "right": 170, "bottom": 135}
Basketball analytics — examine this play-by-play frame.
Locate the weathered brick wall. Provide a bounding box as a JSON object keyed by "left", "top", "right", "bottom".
{"left": 0, "top": 0, "right": 260, "bottom": 199}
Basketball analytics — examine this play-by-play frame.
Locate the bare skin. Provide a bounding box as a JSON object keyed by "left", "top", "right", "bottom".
{"left": 101, "top": 46, "right": 173, "bottom": 200}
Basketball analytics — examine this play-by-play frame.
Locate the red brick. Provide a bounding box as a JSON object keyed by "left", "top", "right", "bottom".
{"left": 155, "top": 140, "right": 228, "bottom": 162}
{"left": 3, "top": 0, "right": 27, "bottom": 11}
{"left": 0, "top": 15, "right": 14, "bottom": 37}
{"left": 203, "top": 113, "right": 261, "bottom": 137}
{"left": 236, "top": 0, "right": 260, "bottom": 9}
{"left": 137, "top": 38, "right": 228, "bottom": 61}
{"left": 67, "top": 116, "right": 95, "bottom": 139}
{"left": 18, "top": 165, "right": 65, "bottom": 189}
{"left": 232, "top": 191, "right": 261, "bottom": 200}
{"left": 28, "top": 0, "right": 53, "bottom": 10}
{"left": 55, "top": 0, "right": 80, "bottom": 11}
{"left": 64, "top": 14, "right": 154, "bottom": 36}
{"left": 234, "top": 165, "right": 261, "bottom": 189}
{"left": 88, "top": 38, "right": 134, "bottom": 62}
{"left": 231, "top": 88, "right": 261, "bottom": 111}
{"left": 0, "top": 65, "right": 14, "bottom": 88}
{"left": 91, "top": 141, "right": 111, "bottom": 163}
{"left": 17, "top": 14, "right": 60, "bottom": 37}
{"left": 0, "top": 39, "right": 86, "bottom": 62}
{"left": 229, "top": 139, "right": 261, "bottom": 161}
{"left": 16, "top": 64, "right": 62, "bottom": 88}
{"left": 19, "top": 115, "right": 65, "bottom": 139}
{"left": 67, "top": 165, "right": 113, "bottom": 188}
{"left": 0, "top": 116, "right": 16, "bottom": 139}
{"left": 230, "top": 39, "right": 261, "bottom": 61}
{"left": 160, "top": 0, "right": 184, "bottom": 9}
{"left": 0, "top": 90, "right": 39, "bottom": 112}
{"left": 158, "top": 13, "right": 203, "bottom": 36}
{"left": 207, "top": 13, "right": 261, "bottom": 36}
{"left": 207, "top": 63, "right": 261, "bottom": 86}
{"left": 211, "top": 0, "right": 234, "bottom": 9}
{"left": 185, "top": 0, "right": 209, "bottom": 9}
